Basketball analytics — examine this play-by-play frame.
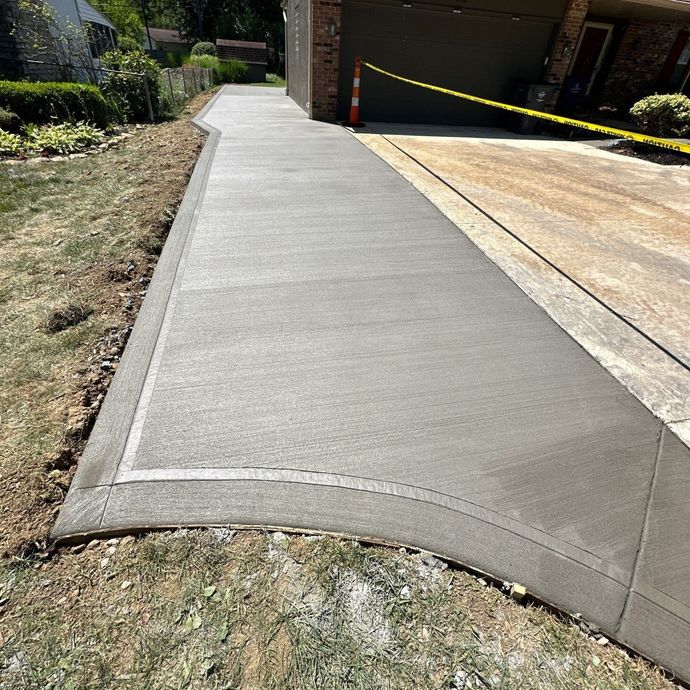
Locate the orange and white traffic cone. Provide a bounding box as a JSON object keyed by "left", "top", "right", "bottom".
{"left": 348, "top": 56, "right": 362, "bottom": 126}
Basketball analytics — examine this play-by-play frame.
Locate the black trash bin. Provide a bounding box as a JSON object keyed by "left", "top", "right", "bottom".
{"left": 509, "top": 83, "right": 558, "bottom": 135}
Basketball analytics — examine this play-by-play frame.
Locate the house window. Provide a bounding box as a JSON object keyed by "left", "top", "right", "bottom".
{"left": 86, "top": 22, "right": 116, "bottom": 58}
{"left": 658, "top": 30, "right": 690, "bottom": 92}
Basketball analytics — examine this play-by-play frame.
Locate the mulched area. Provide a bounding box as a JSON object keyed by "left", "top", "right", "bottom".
{"left": 606, "top": 140, "right": 690, "bottom": 166}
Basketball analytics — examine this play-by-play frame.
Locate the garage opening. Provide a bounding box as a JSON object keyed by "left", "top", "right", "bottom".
{"left": 337, "top": 0, "right": 567, "bottom": 125}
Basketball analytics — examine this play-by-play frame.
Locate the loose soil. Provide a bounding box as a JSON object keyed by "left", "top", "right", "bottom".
{"left": 0, "top": 91, "right": 213, "bottom": 558}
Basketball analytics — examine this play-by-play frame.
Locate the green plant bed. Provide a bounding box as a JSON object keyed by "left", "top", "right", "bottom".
{"left": 217, "top": 59, "right": 248, "bottom": 84}
{"left": 0, "top": 81, "right": 110, "bottom": 128}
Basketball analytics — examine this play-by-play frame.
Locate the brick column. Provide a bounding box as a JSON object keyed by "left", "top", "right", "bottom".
{"left": 310, "top": 0, "right": 342, "bottom": 121}
{"left": 545, "top": 0, "right": 591, "bottom": 90}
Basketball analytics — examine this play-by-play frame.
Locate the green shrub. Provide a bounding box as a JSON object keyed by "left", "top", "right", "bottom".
{"left": 0, "top": 81, "right": 110, "bottom": 127}
{"left": 217, "top": 59, "right": 248, "bottom": 84}
{"left": 630, "top": 93, "right": 690, "bottom": 137}
{"left": 187, "top": 54, "right": 219, "bottom": 70}
{"left": 191, "top": 41, "right": 215, "bottom": 56}
{"left": 100, "top": 49, "right": 162, "bottom": 122}
{"left": 0, "top": 106, "right": 20, "bottom": 132}
{"left": 117, "top": 35, "right": 141, "bottom": 53}
{"left": 0, "top": 129, "right": 21, "bottom": 155}
{"left": 24, "top": 121, "right": 104, "bottom": 154}
{"left": 165, "top": 51, "right": 185, "bottom": 68}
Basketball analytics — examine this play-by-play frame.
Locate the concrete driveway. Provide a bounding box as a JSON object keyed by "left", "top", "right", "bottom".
{"left": 54, "top": 88, "right": 690, "bottom": 681}
{"left": 357, "top": 125, "right": 690, "bottom": 435}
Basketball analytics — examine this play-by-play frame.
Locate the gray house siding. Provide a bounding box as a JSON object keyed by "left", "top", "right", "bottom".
{"left": 286, "top": 0, "right": 310, "bottom": 111}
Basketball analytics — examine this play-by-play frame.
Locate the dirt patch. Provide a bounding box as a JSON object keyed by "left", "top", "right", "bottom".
{"left": 0, "top": 89, "right": 217, "bottom": 558}
{"left": 607, "top": 140, "right": 690, "bottom": 166}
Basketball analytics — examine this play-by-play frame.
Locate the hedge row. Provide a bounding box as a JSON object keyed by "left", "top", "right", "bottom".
{"left": 0, "top": 81, "right": 110, "bottom": 128}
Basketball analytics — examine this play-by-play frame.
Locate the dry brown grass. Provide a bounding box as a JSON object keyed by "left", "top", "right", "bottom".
{"left": 0, "top": 531, "right": 679, "bottom": 689}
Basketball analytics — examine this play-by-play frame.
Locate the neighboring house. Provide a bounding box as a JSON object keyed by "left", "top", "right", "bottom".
{"left": 216, "top": 38, "right": 268, "bottom": 82}
{"left": 143, "top": 27, "right": 191, "bottom": 55}
{"left": 0, "top": 0, "right": 116, "bottom": 80}
{"left": 284, "top": 0, "right": 690, "bottom": 124}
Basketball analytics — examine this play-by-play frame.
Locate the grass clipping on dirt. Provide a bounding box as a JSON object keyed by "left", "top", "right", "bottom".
{"left": 0, "top": 530, "right": 677, "bottom": 689}
{"left": 0, "top": 89, "right": 679, "bottom": 690}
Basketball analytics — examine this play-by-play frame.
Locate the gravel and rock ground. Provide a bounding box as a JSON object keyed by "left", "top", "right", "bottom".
{"left": 0, "top": 91, "right": 682, "bottom": 689}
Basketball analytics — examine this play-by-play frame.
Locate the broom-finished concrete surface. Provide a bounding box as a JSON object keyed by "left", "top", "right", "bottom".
{"left": 54, "top": 87, "right": 690, "bottom": 681}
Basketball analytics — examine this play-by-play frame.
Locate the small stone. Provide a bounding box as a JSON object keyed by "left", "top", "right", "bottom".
{"left": 106, "top": 546, "right": 116, "bottom": 557}
{"left": 120, "top": 535, "right": 136, "bottom": 546}
{"left": 271, "top": 532, "right": 289, "bottom": 548}
{"left": 399, "top": 585, "right": 410, "bottom": 599}
{"left": 510, "top": 583, "right": 527, "bottom": 601}
{"left": 100, "top": 557, "right": 110, "bottom": 568}
{"left": 105, "top": 538, "right": 119, "bottom": 547}
{"left": 421, "top": 552, "right": 448, "bottom": 570}
{"left": 87, "top": 539, "right": 100, "bottom": 550}
{"left": 70, "top": 543, "right": 86, "bottom": 554}
{"left": 120, "top": 580, "right": 133, "bottom": 590}
{"left": 596, "top": 636, "right": 609, "bottom": 646}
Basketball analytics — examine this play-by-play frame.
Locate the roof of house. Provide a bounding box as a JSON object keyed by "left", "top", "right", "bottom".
{"left": 148, "top": 28, "right": 188, "bottom": 44}
{"left": 75, "top": 0, "right": 115, "bottom": 30}
{"left": 216, "top": 39, "right": 268, "bottom": 65}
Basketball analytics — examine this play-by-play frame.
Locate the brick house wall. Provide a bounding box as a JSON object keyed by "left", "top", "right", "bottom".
{"left": 310, "top": 0, "right": 341, "bottom": 121}
{"left": 599, "top": 20, "right": 690, "bottom": 109}
{"left": 545, "top": 0, "right": 591, "bottom": 92}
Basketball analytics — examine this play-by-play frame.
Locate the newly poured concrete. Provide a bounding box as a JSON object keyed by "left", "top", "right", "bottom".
{"left": 54, "top": 88, "right": 690, "bottom": 680}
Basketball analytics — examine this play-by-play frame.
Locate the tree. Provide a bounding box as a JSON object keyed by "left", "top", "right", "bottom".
{"left": 144, "top": 0, "right": 283, "bottom": 54}
{"left": 91, "top": 0, "right": 144, "bottom": 43}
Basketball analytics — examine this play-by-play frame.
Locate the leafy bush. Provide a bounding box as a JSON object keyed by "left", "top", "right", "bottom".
{"left": 630, "top": 93, "right": 690, "bottom": 137}
{"left": 100, "top": 49, "right": 162, "bottom": 122}
{"left": 24, "top": 122, "right": 105, "bottom": 154}
{"left": 0, "top": 106, "right": 20, "bottom": 132}
{"left": 217, "top": 59, "right": 248, "bottom": 84}
{"left": 0, "top": 129, "right": 21, "bottom": 155}
{"left": 117, "top": 35, "right": 141, "bottom": 53}
{"left": 191, "top": 41, "right": 216, "bottom": 56}
{"left": 0, "top": 81, "right": 110, "bottom": 127}
{"left": 188, "top": 54, "right": 219, "bottom": 70}
{"left": 165, "top": 51, "right": 185, "bottom": 68}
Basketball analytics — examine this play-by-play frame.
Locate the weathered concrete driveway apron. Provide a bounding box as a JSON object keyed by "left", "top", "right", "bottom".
{"left": 54, "top": 86, "right": 690, "bottom": 681}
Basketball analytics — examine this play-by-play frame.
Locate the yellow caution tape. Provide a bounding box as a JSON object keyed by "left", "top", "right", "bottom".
{"left": 362, "top": 61, "right": 690, "bottom": 155}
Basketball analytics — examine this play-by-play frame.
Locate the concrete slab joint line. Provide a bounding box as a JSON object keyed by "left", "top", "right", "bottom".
{"left": 54, "top": 86, "right": 690, "bottom": 683}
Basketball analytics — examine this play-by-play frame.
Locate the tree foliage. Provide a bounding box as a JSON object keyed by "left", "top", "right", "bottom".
{"left": 143, "top": 0, "right": 283, "bottom": 69}
{"left": 91, "top": 0, "right": 144, "bottom": 43}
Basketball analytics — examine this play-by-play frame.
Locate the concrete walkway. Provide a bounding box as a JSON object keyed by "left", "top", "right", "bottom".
{"left": 356, "top": 124, "right": 690, "bottom": 437}
{"left": 55, "top": 87, "right": 690, "bottom": 681}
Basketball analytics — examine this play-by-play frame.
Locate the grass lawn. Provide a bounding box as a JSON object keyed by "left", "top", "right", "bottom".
{"left": 248, "top": 75, "right": 286, "bottom": 88}
{"left": 0, "top": 90, "right": 679, "bottom": 690}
